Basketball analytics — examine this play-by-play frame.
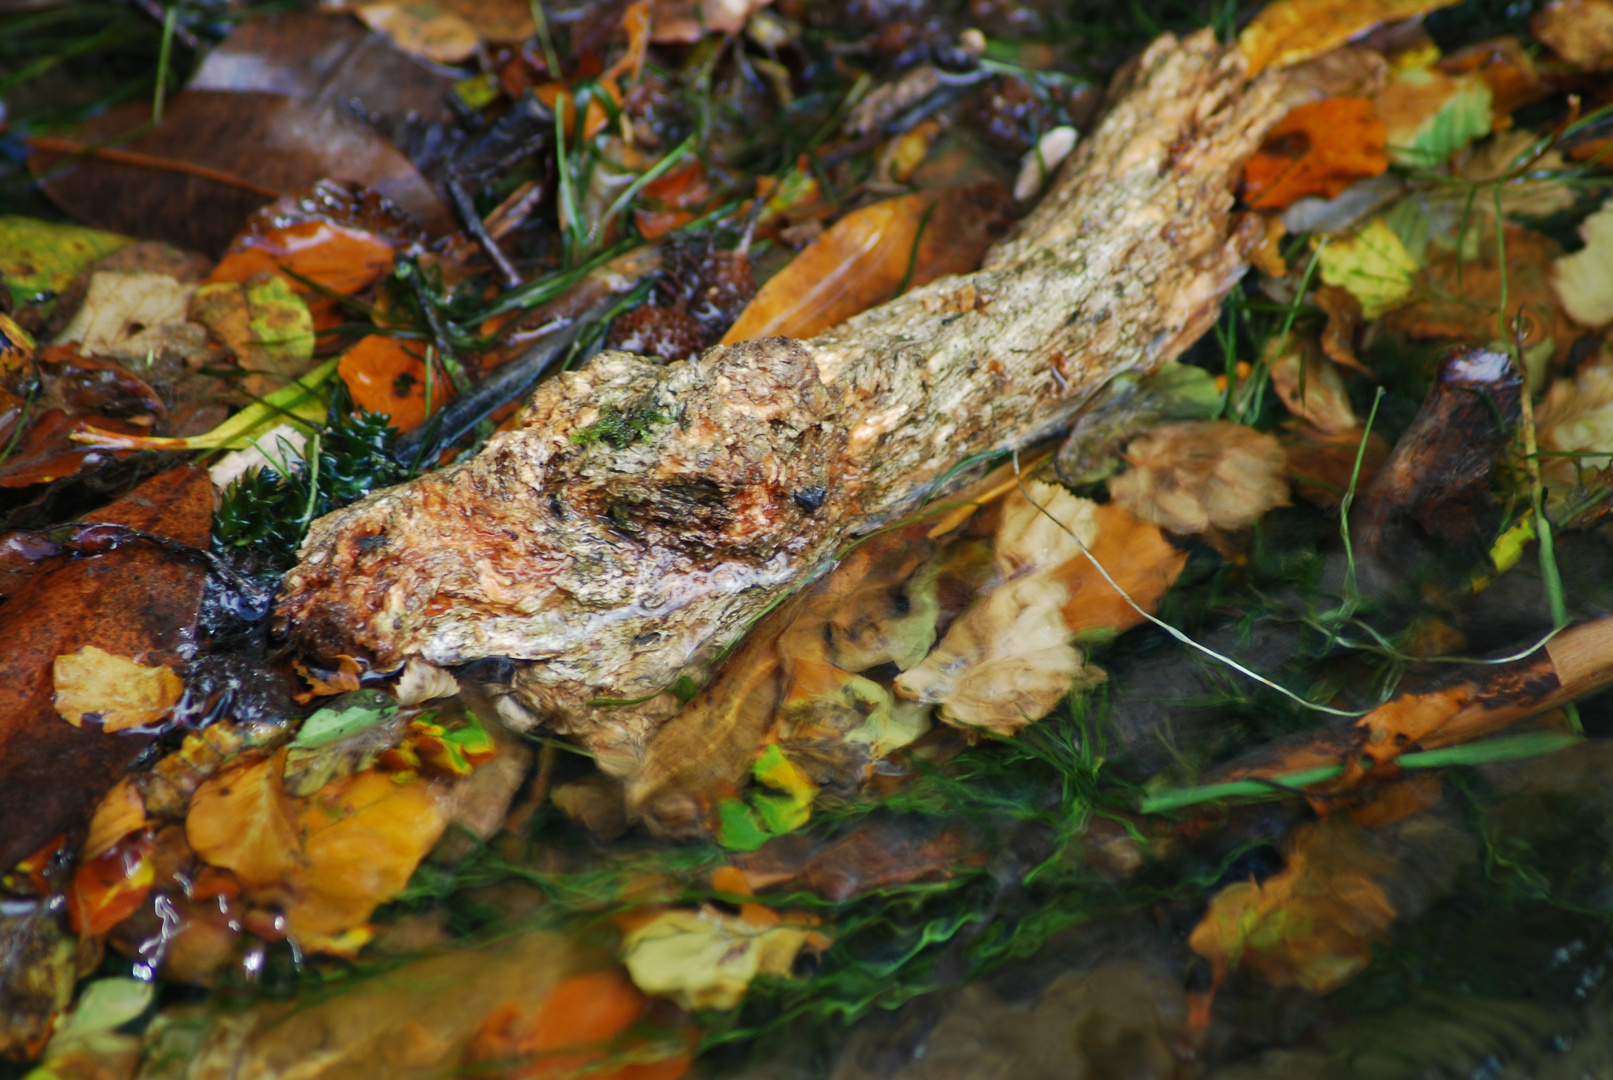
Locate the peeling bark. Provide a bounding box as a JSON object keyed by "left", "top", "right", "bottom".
{"left": 275, "top": 31, "right": 1299, "bottom": 770}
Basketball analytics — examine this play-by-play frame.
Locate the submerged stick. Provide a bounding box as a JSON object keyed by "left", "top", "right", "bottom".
{"left": 275, "top": 31, "right": 1308, "bottom": 770}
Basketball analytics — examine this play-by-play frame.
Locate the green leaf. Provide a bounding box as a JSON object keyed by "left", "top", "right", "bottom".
{"left": 1317, "top": 218, "right": 1420, "bottom": 319}
{"left": 1383, "top": 69, "right": 1493, "bottom": 169}
{"left": 292, "top": 690, "right": 398, "bottom": 750}
{"left": 716, "top": 797, "right": 773, "bottom": 851}
{"left": 0, "top": 216, "right": 131, "bottom": 315}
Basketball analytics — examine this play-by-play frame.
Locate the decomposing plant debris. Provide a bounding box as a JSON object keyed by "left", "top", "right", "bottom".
{"left": 7, "top": 0, "right": 1613, "bottom": 1077}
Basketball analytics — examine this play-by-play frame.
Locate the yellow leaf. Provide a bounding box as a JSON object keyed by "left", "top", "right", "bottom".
{"left": 185, "top": 751, "right": 301, "bottom": 891}
{"left": 0, "top": 215, "right": 130, "bottom": 316}
{"left": 82, "top": 779, "right": 147, "bottom": 861}
{"left": 1239, "top": 0, "right": 1462, "bottom": 76}
{"left": 1189, "top": 819, "right": 1395, "bottom": 994}
{"left": 52, "top": 646, "right": 183, "bottom": 733}
{"left": 1317, "top": 218, "right": 1420, "bottom": 320}
{"left": 619, "top": 905, "right": 827, "bottom": 1010}
{"left": 356, "top": 1, "right": 479, "bottom": 63}
{"left": 283, "top": 769, "right": 452, "bottom": 940}
{"left": 1108, "top": 420, "right": 1291, "bottom": 535}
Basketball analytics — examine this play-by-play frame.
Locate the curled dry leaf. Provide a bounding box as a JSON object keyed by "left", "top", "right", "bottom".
{"left": 1241, "top": 97, "right": 1388, "bottom": 211}
{"left": 1238, "top": 0, "right": 1460, "bottom": 75}
{"left": 619, "top": 904, "right": 829, "bottom": 1010}
{"left": 1552, "top": 200, "right": 1613, "bottom": 329}
{"left": 1109, "top": 420, "right": 1290, "bottom": 535}
{"left": 52, "top": 646, "right": 184, "bottom": 734}
{"left": 720, "top": 184, "right": 1011, "bottom": 344}
{"left": 1189, "top": 818, "right": 1394, "bottom": 994}
{"left": 1268, "top": 339, "right": 1358, "bottom": 435}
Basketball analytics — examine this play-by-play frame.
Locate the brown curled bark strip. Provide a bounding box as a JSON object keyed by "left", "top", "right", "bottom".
{"left": 275, "top": 31, "right": 1299, "bottom": 771}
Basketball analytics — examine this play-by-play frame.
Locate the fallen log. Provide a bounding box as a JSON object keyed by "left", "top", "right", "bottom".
{"left": 275, "top": 31, "right": 1318, "bottom": 771}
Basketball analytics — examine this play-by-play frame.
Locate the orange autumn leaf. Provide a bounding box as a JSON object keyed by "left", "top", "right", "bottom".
{"left": 338, "top": 334, "right": 454, "bottom": 432}
{"left": 1349, "top": 685, "right": 1471, "bottom": 778}
{"left": 83, "top": 778, "right": 148, "bottom": 861}
{"left": 1189, "top": 818, "right": 1395, "bottom": 994}
{"left": 1242, "top": 98, "right": 1388, "bottom": 211}
{"left": 635, "top": 159, "right": 712, "bottom": 240}
{"left": 538, "top": 80, "right": 623, "bottom": 141}
{"left": 209, "top": 221, "right": 396, "bottom": 331}
{"left": 722, "top": 185, "right": 1007, "bottom": 344}
{"left": 1054, "top": 502, "right": 1187, "bottom": 637}
{"left": 471, "top": 967, "right": 695, "bottom": 1080}
{"left": 67, "top": 829, "right": 155, "bottom": 936}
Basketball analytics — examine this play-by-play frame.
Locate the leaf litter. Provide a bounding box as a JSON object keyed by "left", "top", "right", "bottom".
{"left": 8, "top": 0, "right": 1613, "bottom": 1076}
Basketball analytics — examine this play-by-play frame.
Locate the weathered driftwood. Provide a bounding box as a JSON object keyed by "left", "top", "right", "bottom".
{"left": 276, "top": 31, "right": 1300, "bottom": 770}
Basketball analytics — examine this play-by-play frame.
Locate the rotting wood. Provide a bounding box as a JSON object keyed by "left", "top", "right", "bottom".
{"left": 275, "top": 30, "right": 1311, "bottom": 772}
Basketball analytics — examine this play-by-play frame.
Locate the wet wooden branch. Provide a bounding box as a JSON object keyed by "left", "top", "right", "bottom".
{"left": 275, "top": 31, "right": 1305, "bottom": 771}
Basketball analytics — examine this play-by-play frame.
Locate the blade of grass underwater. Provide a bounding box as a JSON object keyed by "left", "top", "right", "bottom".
{"left": 1137, "top": 731, "right": 1583, "bottom": 813}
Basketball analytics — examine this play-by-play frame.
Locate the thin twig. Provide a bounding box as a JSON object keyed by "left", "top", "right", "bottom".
{"left": 25, "top": 135, "right": 283, "bottom": 198}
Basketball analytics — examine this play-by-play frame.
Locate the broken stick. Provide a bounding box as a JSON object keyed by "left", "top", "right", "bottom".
{"left": 275, "top": 31, "right": 1314, "bottom": 770}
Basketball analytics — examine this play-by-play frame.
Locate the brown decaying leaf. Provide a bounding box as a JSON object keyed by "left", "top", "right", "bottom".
{"left": 0, "top": 465, "right": 212, "bottom": 870}
{"left": 52, "top": 646, "right": 184, "bottom": 734}
{"left": 54, "top": 271, "right": 196, "bottom": 360}
{"left": 1532, "top": 0, "right": 1613, "bottom": 69}
{"left": 1109, "top": 420, "right": 1291, "bottom": 535}
{"left": 1314, "top": 284, "right": 1367, "bottom": 374}
{"left": 1536, "top": 350, "right": 1613, "bottom": 493}
{"left": 1189, "top": 818, "right": 1395, "bottom": 994}
{"left": 721, "top": 184, "right": 1012, "bottom": 344}
{"left": 1268, "top": 339, "right": 1358, "bottom": 436}
{"left": 1055, "top": 502, "right": 1187, "bottom": 637}
{"left": 1238, "top": 0, "right": 1460, "bottom": 75}
{"left": 1387, "top": 226, "right": 1578, "bottom": 364}
{"left": 357, "top": 1, "right": 479, "bottom": 63}
{"left": 1284, "top": 428, "right": 1391, "bottom": 507}
{"left": 33, "top": 92, "right": 452, "bottom": 257}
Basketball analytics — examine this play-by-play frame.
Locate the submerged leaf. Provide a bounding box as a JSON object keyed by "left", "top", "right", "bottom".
{"left": 52, "top": 646, "right": 184, "bottom": 734}
{"left": 1189, "top": 818, "right": 1395, "bottom": 994}
{"left": 619, "top": 905, "right": 828, "bottom": 1010}
{"left": 1109, "top": 420, "right": 1291, "bottom": 535}
{"left": 283, "top": 768, "right": 452, "bottom": 940}
{"left": 185, "top": 751, "right": 300, "bottom": 891}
